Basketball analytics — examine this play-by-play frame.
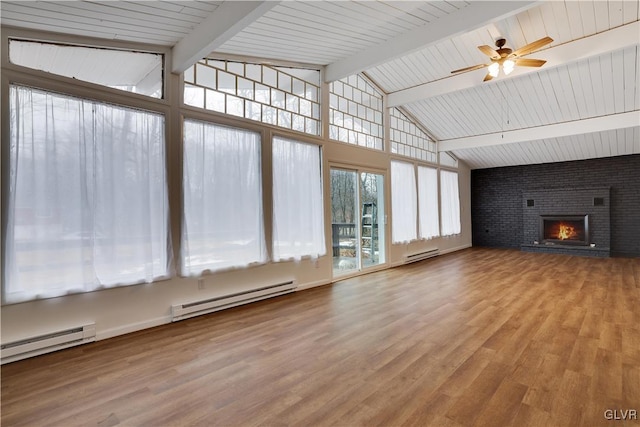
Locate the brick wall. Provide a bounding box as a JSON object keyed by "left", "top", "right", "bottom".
{"left": 471, "top": 154, "right": 640, "bottom": 257}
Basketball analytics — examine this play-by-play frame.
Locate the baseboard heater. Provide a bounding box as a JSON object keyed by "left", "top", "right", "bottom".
{"left": 1, "top": 323, "right": 96, "bottom": 365}
{"left": 172, "top": 280, "right": 297, "bottom": 322}
{"left": 404, "top": 248, "right": 440, "bottom": 264}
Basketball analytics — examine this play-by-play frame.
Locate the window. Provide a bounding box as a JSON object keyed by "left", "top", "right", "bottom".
{"left": 272, "top": 136, "right": 325, "bottom": 260}
{"left": 9, "top": 40, "right": 163, "bottom": 98}
{"left": 184, "top": 59, "right": 321, "bottom": 135}
{"left": 390, "top": 160, "right": 417, "bottom": 243}
{"left": 329, "top": 74, "right": 384, "bottom": 150}
{"left": 182, "top": 120, "right": 266, "bottom": 275}
{"left": 390, "top": 107, "right": 437, "bottom": 163}
{"left": 440, "top": 152, "right": 459, "bottom": 168}
{"left": 440, "top": 170, "right": 461, "bottom": 236}
{"left": 4, "top": 85, "right": 170, "bottom": 303}
{"left": 418, "top": 166, "right": 440, "bottom": 239}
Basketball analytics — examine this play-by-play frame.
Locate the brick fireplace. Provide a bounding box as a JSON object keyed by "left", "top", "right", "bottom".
{"left": 521, "top": 187, "right": 610, "bottom": 257}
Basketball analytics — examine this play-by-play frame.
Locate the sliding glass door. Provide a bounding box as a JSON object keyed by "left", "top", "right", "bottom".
{"left": 331, "top": 168, "right": 385, "bottom": 277}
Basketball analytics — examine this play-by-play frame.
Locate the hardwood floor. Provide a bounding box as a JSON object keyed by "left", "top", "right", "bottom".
{"left": 2, "top": 248, "right": 639, "bottom": 426}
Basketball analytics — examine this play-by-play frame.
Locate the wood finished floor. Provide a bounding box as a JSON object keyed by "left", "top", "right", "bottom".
{"left": 2, "top": 248, "right": 640, "bottom": 427}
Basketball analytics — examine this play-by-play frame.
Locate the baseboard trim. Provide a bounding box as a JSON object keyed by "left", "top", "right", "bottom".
{"left": 391, "top": 243, "right": 472, "bottom": 267}
{"left": 296, "top": 279, "right": 331, "bottom": 291}
{"left": 96, "top": 316, "right": 171, "bottom": 341}
{"left": 439, "top": 243, "right": 472, "bottom": 255}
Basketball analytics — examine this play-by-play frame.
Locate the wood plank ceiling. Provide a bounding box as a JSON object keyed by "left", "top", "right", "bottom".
{"left": 0, "top": 1, "right": 222, "bottom": 45}
{"left": 1, "top": 0, "right": 638, "bottom": 169}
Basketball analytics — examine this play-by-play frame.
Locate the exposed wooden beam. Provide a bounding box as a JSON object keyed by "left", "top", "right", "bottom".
{"left": 171, "top": 1, "right": 279, "bottom": 74}
{"left": 388, "top": 20, "right": 640, "bottom": 107}
{"left": 439, "top": 111, "right": 640, "bottom": 152}
{"left": 324, "top": 1, "right": 538, "bottom": 83}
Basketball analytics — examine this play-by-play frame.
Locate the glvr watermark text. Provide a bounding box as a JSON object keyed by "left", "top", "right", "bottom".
{"left": 604, "top": 409, "right": 637, "bottom": 420}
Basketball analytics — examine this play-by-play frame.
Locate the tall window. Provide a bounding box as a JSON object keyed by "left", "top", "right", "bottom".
{"left": 418, "top": 166, "right": 440, "bottom": 239}
{"left": 390, "top": 160, "right": 417, "bottom": 243}
{"left": 272, "top": 136, "right": 325, "bottom": 260}
{"left": 182, "top": 120, "right": 266, "bottom": 275}
{"left": 440, "top": 170, "right": 461, "bottom": 236}
{"left": 5, "top": 85, "right": 170, "bottom": 303}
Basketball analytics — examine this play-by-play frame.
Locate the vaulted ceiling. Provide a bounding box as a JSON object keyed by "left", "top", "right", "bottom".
{"left": 2, "top": 1, "right": 639, "bottom": 169}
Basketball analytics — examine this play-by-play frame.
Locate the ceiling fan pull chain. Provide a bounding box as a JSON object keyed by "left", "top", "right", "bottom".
{"left": 501, "top": 94, "right": 505, "bottom": 138}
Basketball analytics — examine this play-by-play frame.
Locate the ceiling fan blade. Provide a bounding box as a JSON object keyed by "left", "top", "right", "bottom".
{"left": 515, "top": 58, "right": 547, "bottom": 67}
{"left": 451, "top": 63, "right": 488, "bottom": 74}
{"left": 478, "top": 45, "right": 500, "bottom": 59}
{"left": 483, "top": 72, "right": 494, "bottom": 82}
{"left": 512, "top": 36, "right": 553, "bottom": 57}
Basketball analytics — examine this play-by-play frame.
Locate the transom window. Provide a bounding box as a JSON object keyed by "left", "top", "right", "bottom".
{"left": 329, "top": 74, "right": 384, "bottom": 150}
{"left": 440, "top": 152, "right": 459, "bottom": 168}
{"left": 184, "top": 59, "right": 321, "bottom": 136}
{"left": 9, "top": 39, "right": 163, "bottom": 98}
{"left": 390, "top": 107, "right": 437, "bottom": 163}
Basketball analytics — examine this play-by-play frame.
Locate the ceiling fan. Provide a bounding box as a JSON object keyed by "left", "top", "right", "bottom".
{"left": 451, "top": 36, "right": 553, "bottom": 82}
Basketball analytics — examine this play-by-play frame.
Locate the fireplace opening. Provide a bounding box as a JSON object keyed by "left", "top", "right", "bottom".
{"left": 540, "top": 215, "right": 589, "bottom": 246}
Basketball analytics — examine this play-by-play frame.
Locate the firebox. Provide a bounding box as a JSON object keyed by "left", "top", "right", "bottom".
{"left": 540, "top": 215, "right": 589, "bottom": 246}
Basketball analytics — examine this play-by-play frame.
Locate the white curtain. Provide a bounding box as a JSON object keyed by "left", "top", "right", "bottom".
{"left": 182, "top": 120, "right": 266, "bottom": 275}
{"left": 390, "top": 160, "right": 417, "bottom": 243}
{"left": 272, "top": 136, "right": 325, "bottom": 260}
{"left": 440, "top": 170, "right": 461, "bottom": 236}
{"left": 418, "top": 166, "right": 440, "bottom": 239}
{"left": 5, "top": 85, "right": 170, "bottom": 304}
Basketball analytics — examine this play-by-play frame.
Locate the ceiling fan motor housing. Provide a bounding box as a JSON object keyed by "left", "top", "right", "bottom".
{"left": 495, "top": 38, "right": 512, "bottom": 58}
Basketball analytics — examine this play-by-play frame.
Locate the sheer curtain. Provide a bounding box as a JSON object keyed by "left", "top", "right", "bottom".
{"left": 182, "top": 120, "right": 266, "bottom": 275}
{"left": 390, "top": 160, "right": 417, "bottom": 243}
{"left": 440, "top": 170, "right": 461, "bottom": 236}
{"left": 5, "top": 85, "right": 170, "bottom": 304}
{"left": 418, "top": 166, "right": 440, "bottom": 239}
{"left": 272, "top": 136, "right": 325, "bottom": 260}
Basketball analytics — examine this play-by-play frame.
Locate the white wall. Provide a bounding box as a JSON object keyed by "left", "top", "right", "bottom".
{"left": 0, "top": 26, "right": 472, "bottom": 345}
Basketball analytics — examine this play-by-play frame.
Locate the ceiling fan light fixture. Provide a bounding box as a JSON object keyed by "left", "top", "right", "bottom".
{"left": 488, "top": 62, "right": 500, "bottom": 77}
{"left": 452, "top": 36, "right": 553, "bottom": 82}
{"left": 503, "top": 59, "right": 515, "bottom": 75}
